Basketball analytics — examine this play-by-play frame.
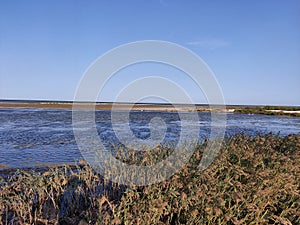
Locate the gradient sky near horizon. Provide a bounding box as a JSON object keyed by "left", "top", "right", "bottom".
{"left": 1, "top": 0, "right": 299, "bottom": 106}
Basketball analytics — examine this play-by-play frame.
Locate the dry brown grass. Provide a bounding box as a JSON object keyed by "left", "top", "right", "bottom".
{"left": 0, "top": 133, "right": 299, "bottom": 224}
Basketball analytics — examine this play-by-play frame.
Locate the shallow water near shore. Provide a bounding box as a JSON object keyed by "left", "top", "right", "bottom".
{"left": 0, "top": 108, "right": 300, "bottom": 169}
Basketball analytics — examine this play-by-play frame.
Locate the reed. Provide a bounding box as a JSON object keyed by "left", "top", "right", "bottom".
{"left": 0, "top": 133, "right": 299, "bottom": 224}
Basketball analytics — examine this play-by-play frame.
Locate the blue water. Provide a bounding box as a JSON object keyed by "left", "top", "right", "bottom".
{"left": 0, "top": 108, "right": 299, "bottom": 169}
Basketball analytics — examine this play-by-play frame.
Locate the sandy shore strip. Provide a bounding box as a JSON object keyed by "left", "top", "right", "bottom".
{"left": 266, "top": 110, "right": 300, "bottom": 114}
{"left": 1, "top": 101, "right": 299, "bottom": 114}
{"left": 0, "top": 102, "right": 230, "bottom": 112}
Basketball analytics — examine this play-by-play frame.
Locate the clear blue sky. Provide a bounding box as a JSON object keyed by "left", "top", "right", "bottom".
{"left": 1, "top": 0, "right": 299, "bottom": 106}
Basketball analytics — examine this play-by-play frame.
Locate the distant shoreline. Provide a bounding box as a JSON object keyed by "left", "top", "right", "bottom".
{"left": 0, "top": 102, "right": 207, "bottom": 112}
{"left": 0, "top": 101, "right": 300, "bottom": 116}
{"left": 0, "top": 101, "right": 226, "bottom": 112}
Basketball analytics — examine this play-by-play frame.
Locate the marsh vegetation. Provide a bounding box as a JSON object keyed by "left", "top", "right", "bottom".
{"left": 234, "top": 106, "right": 300, "bottom": 117}
{"left": 0, "top": 133, "right": 299, "bottom": 224}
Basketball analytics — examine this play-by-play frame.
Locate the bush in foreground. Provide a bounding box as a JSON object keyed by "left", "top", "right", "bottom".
{"left": 0, "top": 133, "right": 299, "bottom": 224}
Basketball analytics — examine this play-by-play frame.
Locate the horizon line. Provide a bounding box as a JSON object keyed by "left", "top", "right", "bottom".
{"left": 0, "top": 98, "right": 299, "bottom": 108}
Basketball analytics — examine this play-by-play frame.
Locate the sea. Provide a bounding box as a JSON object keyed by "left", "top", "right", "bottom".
{"left": 0, "top": 108, "right": 299, "bottom": 169}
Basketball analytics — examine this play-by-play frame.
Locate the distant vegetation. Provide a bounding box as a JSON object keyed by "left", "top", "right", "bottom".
{"left": 1, "top": 133, "right": 299, "bottom": 224}
{"left": 234, "top": 105, "right": 300, "bottom": 117}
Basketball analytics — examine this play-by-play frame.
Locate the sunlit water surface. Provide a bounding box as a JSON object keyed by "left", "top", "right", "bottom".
{"left": 0, "top": 108, "right": 299, "bottom": 169}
